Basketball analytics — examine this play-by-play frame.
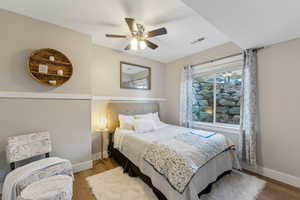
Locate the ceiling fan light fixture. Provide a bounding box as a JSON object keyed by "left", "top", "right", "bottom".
{"left": 139, "top": 40, "right": 147, "bottom": 50}
{"left": 130, "top": 37, "right": 138, "bottom": 50}
{"left": 107, "top": 18, "right": 167, "bottom": 51}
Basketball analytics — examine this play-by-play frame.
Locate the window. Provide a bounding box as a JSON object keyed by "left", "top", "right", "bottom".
{"left": 192, "top": 56, "right": 243, "bottom": 127}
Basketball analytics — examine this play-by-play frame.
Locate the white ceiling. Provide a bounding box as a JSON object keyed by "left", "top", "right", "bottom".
{"left": 0, "top": 0, "right": 229, "bottom": 63}
{"left": 183, "top": 0, "right": 300, "bottom": 49}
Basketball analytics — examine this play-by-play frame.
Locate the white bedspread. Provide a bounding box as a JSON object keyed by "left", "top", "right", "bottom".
{"left": 114, "top": 125, "right": 239, "bottom": 200}
{"left": 2, "top": 157, "right": 72, "bottom": 200}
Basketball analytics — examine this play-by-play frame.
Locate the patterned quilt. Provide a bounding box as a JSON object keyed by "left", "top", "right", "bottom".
{"left": 143, "top": 132, "right": 234, "bottom": 193}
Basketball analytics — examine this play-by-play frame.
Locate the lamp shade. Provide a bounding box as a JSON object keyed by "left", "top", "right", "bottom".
{"left": 99, "top": 117, "right": 107, "bottom": 130}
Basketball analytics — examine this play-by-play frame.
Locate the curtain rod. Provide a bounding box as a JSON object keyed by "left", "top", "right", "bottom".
{"left": 191, "top": 52, "right": 242, "bottom": 67}
{"left": 191, "top": 47, "right": 264, "bottom": 68}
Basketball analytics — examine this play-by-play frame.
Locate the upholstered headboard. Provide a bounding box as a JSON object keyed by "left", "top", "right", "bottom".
{"left": 106, "top": 102, "right": 159, "bottom": 132}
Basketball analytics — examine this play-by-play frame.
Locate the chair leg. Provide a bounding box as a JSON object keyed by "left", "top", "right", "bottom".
{"left": 10, "top": 162, "right": 16, "bottom": 170}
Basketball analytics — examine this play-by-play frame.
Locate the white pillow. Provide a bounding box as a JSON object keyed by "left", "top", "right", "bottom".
{"left": 134, "top": 113, "right": 153, "bottom": 119}
{"left": 153, "top": 112, "right": 161, "bottom": 123}
{"left": 134, "top": 118, "right": 156, "bottom": 133}
{"left": 118, "top": 114, "right": 135, "bottom": 130}
{"left": 153, "top": 112, "right": 168, "bottom": 129}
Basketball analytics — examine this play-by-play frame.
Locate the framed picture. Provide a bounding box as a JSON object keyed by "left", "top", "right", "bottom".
{"left": 120, "top": 62, "right": 151, "bottom": 90}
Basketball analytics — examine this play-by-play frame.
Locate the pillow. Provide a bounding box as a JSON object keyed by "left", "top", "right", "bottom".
{"left": 153, "top": 112, "right": 168, "bottom": 129}
{"left": 134, "top": 118, "right": 156, "bottom": 133}
{"left": 134, "top": 113, "right": 153, "bottom": 119}
{"left": 118, "top": 114, "right": 135, "bottom": 130}
{"left": 153, "top": 112, "right": 161, "bottom": 124}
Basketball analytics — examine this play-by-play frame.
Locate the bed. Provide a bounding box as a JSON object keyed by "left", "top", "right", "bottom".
{"left": 106, "top": 102, "right": 239, "bottom": 200}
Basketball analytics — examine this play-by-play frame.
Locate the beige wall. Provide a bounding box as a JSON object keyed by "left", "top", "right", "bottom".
{"left": 257, "top": 38, "right": 300, "bottom": 178}
{"left": 164, "top": 40, "right": 300, "bottom": 180}
{"left": 0, "top": 9, "right": 93, "bottom": 182}
{"left": 0, "top": 10, "right": 167, "bottom": 182}
{"left": 92, "top": 45, "right": 165, "bottom": 97}
{"left": 0, "top": 99, "right": 91, "bottom": 181}
{"left": 91, "top": 45, "right": 166, "bottom": 156}
{"left": 164, "top": 42, "right": 241, "bottom": 125}
{"left": 0, "top": 9, "right": 92, "bottom": 94}
{"left": 2, "top": 7, "right": 300, "bottom": 187}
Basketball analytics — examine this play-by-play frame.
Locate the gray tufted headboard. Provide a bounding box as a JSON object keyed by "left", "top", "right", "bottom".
{"left": 106, "top": 102, "right": 159, "bottom": 132}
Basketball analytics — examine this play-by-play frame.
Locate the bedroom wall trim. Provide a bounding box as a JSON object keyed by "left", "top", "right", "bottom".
{"left": 0, "top": 92, "right": 167, "bottom": 101}
{"left": 92, "top": 96, "right": 167, "bottom": 101}
{"left": 242, "top": 163, "right": 300, "bottom": 188}
{"left": 0, "top": 91, "right": 92, "bottom": 100}
{"left": 72, "top": 160, "right": 93, "bottom": 173}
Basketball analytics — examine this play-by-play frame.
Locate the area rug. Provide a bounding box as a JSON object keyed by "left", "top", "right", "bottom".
{"left": 86, "top": 167, "right": 265, "bottom": 200}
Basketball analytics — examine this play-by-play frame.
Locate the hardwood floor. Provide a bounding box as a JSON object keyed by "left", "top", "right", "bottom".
{"left": 0, "top": 159, "right": 299, "bottom": 200}
{"left": 73, "top": 158, "right": 300, "bottom": 200}
{"left": 1, "top": 159, "right": 298, "bottom": 200}
{"left": 73, "top": 159, "right": 119, "bottom": 200}
{"left": 246, "top": 170, "right": 300, "bottom": 200}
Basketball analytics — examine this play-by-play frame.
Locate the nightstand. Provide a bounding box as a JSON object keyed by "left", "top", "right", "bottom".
{"left": 95, "top": 129, "right": 109, "bottom": 160}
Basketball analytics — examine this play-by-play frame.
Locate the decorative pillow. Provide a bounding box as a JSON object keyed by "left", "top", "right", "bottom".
{"left": 118, "top": 114, "right": 135, "bottom": 130}
{"left": 134, "top": 119, "right": 156, "bottom": 133}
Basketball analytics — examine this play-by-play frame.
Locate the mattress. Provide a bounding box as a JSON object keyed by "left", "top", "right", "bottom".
{"left": 114, "top": 124, "right": 238, "bottom": 200}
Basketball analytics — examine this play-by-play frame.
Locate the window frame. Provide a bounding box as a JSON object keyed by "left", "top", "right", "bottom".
{"left": 191, "top": 55, "right": 243, "bottom": 132}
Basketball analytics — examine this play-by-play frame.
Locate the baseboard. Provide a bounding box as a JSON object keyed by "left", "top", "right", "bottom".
{"left": 72, "top": 160, "right": 93, "bottom": 173}
{"left": 242, "top": 163, "right": 300, "bottom": 188}
{"left": 92, "top": 151, "right": 108, "bottom": 161}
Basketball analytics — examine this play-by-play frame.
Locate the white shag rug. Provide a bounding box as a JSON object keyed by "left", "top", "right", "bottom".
{"left": 86, "top": 167, "right": 265, "bottom": 200}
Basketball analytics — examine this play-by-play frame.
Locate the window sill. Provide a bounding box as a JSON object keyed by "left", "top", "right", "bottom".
{"left": 192, "top": 121, "right": 240, "bottom": 135}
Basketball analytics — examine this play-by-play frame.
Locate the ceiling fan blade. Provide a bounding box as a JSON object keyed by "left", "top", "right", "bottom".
{"left": 125, "top": 18, "right": 136, "bottom": 34}
{"left": 105, "top": 34, "right": 127, "bottom": 38}
{"left": 124, "top": 44, "right": 131, "bottom": 51}
{"left": 147, "top": 27, "right": 167, "bottom": 38}
{"left": 145, "top": 40, "right": 158, "bottom": 50}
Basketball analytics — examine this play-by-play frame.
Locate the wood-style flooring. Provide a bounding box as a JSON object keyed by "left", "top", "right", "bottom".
{"left": 73, "top": 158, "right": 300, "bottom": 200}
{"left": 0, "top": 159, "right": 299, "bottom": 200}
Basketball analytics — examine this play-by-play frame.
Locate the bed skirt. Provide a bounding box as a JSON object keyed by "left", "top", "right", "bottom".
{"left": 111, "top": 148, "right": 231, "bottom": 200}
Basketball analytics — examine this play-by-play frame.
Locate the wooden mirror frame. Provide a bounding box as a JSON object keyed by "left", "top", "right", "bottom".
{"left": 120, "top": 62, "right": 151, "bottom": 90}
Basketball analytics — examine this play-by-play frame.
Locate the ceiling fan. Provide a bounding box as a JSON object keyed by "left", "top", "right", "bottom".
{"left": 105, "top": 18, "right": 167, "bottom": 51}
